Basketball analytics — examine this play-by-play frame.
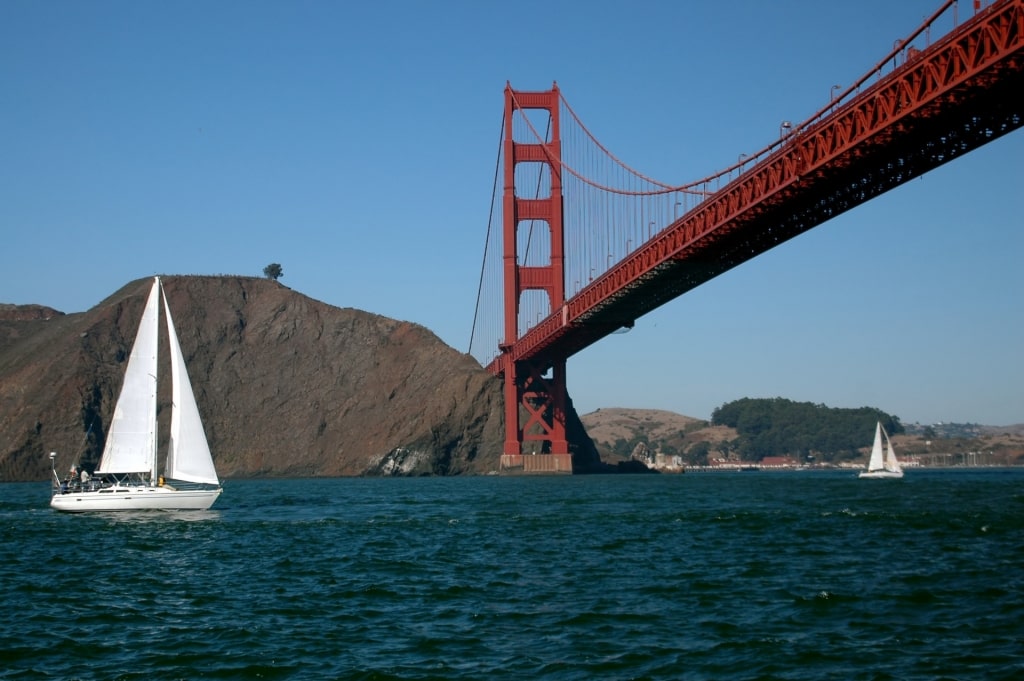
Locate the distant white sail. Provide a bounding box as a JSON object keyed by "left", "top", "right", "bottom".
{"left": 883, "top": 427, "right": 903, "bottom": 476}
{"left": 859, "top": 421, "right": 904, "bottom": 479}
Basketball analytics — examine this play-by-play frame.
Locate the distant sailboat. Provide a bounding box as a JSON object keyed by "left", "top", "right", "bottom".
{"left": 858, "top": 421, "right": 904, "bottom": 479}
{"left": 50, "top": 277, "right": 222, "bottom": 511}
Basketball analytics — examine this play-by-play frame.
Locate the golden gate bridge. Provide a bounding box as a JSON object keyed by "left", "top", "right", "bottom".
{"left": 469, "top": 0, "right": 1023, "bottom": 472}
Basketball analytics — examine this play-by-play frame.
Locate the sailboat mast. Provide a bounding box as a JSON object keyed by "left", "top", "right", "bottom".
{"left": 151, "top": 277, "right": 161, "bottom": 484}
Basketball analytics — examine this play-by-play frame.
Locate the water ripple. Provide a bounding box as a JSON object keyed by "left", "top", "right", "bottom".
{"left": 2, "top": 472, "right": 1023, "bottom": 679}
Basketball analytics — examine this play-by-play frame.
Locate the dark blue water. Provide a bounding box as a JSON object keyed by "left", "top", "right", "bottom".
{"left": 2, "top": 470, "right": 1022, "bottom": 680}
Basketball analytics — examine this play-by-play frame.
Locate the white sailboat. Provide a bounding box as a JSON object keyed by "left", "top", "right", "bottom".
{"left": 50, "top": 277, "right": 222, "bottom": 511}
{"left": 858, "top": 421, "right": 904, "bottom": 479}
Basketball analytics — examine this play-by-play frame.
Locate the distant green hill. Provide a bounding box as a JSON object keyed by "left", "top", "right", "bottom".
{"left": 711, "top": 397, "right": 901, "bottom": 463}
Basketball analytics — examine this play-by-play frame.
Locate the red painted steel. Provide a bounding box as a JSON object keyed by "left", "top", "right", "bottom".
{"left": 488, "top": 0, "right": 1024, "bottom": 378}
{"left": 498, "top": 83, "right": 570, "bottom": 464}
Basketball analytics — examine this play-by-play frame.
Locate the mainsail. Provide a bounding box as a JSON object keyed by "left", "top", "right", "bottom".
{"left": 95, "top": 281, "right": 160, "bottom": 479}
{"left": 866, "top": 422, "right": 885, "bottom": 473}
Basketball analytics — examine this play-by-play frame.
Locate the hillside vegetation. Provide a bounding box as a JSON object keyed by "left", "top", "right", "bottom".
{"left": 711, "top": 397, "right": 901, "bottom": 463}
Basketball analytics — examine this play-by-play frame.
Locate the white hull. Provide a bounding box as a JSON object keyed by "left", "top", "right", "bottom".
{"left": 858, "top": 469, "right": 904, "bottom": 479}
{"left": 50, "top": 484, "right": 221, "bottom": 512}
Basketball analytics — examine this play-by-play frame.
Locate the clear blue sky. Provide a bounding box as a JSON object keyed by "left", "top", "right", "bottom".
{"left": 3, "top": 1, "right": 1021, "bottom": 426}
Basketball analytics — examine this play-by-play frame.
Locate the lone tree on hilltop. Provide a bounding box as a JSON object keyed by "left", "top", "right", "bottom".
{"left": 263, "top": 263, "right": 283, "bottom": 281}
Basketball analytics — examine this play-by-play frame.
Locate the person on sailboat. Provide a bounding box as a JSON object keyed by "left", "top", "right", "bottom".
{"left": 62, "top": 465, "right": 77, "bottom": 491}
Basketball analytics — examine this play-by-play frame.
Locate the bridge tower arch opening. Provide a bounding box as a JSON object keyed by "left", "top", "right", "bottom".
{"left": 499, "top": 83, "right": 571, "bottom": 473}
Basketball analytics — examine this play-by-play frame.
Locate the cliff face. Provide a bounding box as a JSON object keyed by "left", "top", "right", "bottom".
{"left": 0, "top": 276, "right": 519, "bottom": 481}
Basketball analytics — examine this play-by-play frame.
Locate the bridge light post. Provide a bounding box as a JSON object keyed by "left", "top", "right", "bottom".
{"left": 674, "top": 201, "right": 682, "bottom": 220}
{"left": 648, "top": 221, "right": 655, "bottom": 239}
{"left": 738, "top": 153, "right": 748, "bottom": 172}
{"left": 780, "top": 121, "right": 792, "bottom": 138}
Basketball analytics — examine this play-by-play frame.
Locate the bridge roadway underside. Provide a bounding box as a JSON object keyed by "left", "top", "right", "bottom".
{"left": 531, "top": 68, "right": 1024, "bottom": 371}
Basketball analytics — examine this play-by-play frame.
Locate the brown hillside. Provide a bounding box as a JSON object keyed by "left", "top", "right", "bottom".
{"left": 0, "top": 303, "right": 63, "bottom": 322}
{"left": 580, "top": 408, "right": 701, "bottom": 445}
{"left": 0, "top": 276, "right": 600, "bottom": 481}
{"left": 580, "top": 407, "right": 737, "bottom": 462}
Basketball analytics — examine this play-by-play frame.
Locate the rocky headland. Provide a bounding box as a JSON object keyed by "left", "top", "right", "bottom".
{"left": 0, "top": 276, "right": 608, "bottom": 482}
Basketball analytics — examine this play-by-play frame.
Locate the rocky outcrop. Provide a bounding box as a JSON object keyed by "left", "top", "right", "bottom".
{"left": 0, "top": 277, "right": 504, "bottom": 480}
{"left": 0, "top": 276, "right": 608, "bottom": 482}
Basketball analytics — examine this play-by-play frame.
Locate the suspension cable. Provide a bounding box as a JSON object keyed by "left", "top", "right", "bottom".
{"left": 468, "top": 109, "right": 506, "bottom": 356}
{"left": 509, "top": 89, "right": 706, "bottom": 197}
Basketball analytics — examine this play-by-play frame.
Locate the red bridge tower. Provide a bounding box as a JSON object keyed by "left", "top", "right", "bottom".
{"left": 498, "top": 83, "right": 571, "bottom": 473}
